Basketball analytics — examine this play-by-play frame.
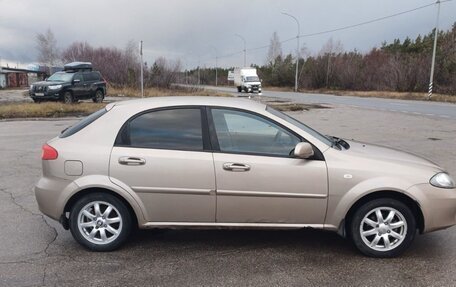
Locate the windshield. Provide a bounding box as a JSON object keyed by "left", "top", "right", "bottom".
{"left": 47, "top": 72, "right": 74, "bottom": 82}
{"left": 266, "top": 106, "right": 333, "bottom": 147}
{"left": 245, "top": 76, "right": 259, "bottom": 82}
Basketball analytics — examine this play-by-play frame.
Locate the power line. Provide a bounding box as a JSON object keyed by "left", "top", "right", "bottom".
{"left": 189, "top": 0, "right": 451, "bottom": 67}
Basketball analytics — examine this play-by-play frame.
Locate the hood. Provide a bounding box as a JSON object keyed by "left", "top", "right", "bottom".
{"left": 32, "top": 80, "right": 68, "bottom": 87}
{"left": 32, "top": 81, "right": 55, "bottom": 87}
{"left": 345, "top": 139, "right": 441, "bottom": 171}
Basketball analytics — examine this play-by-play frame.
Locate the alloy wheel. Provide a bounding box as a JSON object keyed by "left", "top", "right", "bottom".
{"left": 77, "top": 201, "right": 123, "bottom": 245}
{"left": 360, "top": 206, "right": 407, "bottom": 252}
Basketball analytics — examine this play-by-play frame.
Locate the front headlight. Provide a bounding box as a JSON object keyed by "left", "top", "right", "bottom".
{"left": 48, "top": 85, "right": 62, "bottom": 90}
{"left": 30, "top": 84, "right": 33, "bottom": 90}
{"left": 430, "top": 172, "right": 455, "bottom": 189}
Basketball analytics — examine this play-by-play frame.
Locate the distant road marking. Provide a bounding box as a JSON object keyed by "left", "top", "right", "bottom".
{"left": 425, "top": 113, "right": 435, "bottom": 116}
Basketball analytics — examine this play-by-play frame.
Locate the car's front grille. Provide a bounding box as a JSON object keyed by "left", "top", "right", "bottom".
{"left": 35, "top": 86, "right": 47, "bottom": 92}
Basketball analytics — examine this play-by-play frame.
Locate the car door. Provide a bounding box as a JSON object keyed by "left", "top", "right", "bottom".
{"left": 109, "top": 107, "right": 216, "bottom": 222}
{"left": 71, "top": 73, "right": 84, "bottom": 98}
{"left": 81, "top": 72, "right": 94, "bottom": 99}
{"left": 209, "top": 108, "right": 328, "bottom": 224}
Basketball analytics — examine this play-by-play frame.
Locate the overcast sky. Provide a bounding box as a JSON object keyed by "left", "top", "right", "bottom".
{"left": 0, "top": 0, "right": 455, "bottom": 69}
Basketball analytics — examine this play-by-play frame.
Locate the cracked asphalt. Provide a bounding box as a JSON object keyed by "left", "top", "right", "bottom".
{"left": 1, "top": 102, "right": 456, "bottom": 286}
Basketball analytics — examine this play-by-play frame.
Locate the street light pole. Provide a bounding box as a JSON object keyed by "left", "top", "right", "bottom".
{"left": 282, "top": 12, "right": 300, "bottom": 92}
{"left": 235, "top": 34, "right": 246, "bottom": 67}
{"left": 210, "top": 46, "right": 218, "bottom": 86}
{"left": 139, "top": 40, "right": 144, "bottom": 98}
{"left": 428, "top": 0, "right": 441, "bottom": 100}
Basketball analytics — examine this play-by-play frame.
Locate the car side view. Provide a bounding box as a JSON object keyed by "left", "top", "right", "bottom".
{"left": 34, "top": 97, "right": 456, "bottom": 257}
{"left": 29, "top": 62, "right": 106, "bottom": 104}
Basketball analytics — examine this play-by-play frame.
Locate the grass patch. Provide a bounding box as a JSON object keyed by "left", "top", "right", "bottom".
{"left": 0, "top": 102, "right": 106, "bottom": 119}
{"left": 108, "top": 86, "right": 231, "bottom": 98}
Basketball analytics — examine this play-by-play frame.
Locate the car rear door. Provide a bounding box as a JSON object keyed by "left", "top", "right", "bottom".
{"left": 209, "top": 108, "right": 328, "bottom": 224}
{"left": 109, "top": 107, "right": 216, "bottom": 223}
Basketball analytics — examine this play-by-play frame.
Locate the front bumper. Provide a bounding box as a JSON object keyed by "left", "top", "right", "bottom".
{"left": 407, "top": 183, "right": 456, "bottom": 233}
{"left": 30, "top": 90, "right": 62, "bottom": 100}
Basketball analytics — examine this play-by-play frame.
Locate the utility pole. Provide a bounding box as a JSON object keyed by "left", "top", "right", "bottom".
{"left": 428, "top": 0, "right": 441, "bottom": 100}
{"left": 282, "top": 12, "right": 300, "bottom": 92}
{"left": 210, "top": 46, "right": 218, "bottom": 86}
{"left": 139, "top": 40, "right": 144, "bottom": 98}
{"left": 326, "top": 53, "right": 331, "bottom": 88}
{"left": 235, "top": 34, "right": 246, "bottom": 67}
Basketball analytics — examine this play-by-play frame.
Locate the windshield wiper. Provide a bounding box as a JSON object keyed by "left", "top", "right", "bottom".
{"left": 329, "top": 136, "right": 350, "bottom": 149}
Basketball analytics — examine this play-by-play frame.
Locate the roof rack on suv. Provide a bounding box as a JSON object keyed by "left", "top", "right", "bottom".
{"left": 63, "top": 62, "right": 93, "bottom": 72}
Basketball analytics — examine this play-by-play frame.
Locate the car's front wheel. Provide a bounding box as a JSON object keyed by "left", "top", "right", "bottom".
{"left": 92, "top": 90, "right": 104, "bottom": 103}
{"left": 63, "top": 91, "right": 74, "bottom": 104}
{"left": 350, "top": 198, "right": 416, "bottom": 258}
{"left": 69, "top": 193, "right": 132, "bottom": 251}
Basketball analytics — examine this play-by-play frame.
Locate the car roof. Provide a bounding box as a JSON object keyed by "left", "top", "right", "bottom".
{"left": 109, "top": 96, "right": 267, "bottom": 112}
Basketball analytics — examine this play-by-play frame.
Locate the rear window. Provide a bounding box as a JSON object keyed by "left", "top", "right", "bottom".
{"left": 60, "top": 108, "right": 107, "bottom": 138}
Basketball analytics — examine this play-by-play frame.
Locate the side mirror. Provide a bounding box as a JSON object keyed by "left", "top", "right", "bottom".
{"left": 294, "top": 142, "right": 314, "bottom": 159}
{"left": 73, "top": 79, "right": 81, "bottom": 84}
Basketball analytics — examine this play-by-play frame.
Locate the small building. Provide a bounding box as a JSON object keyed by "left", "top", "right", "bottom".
{"left": 0, "top": 67, "right": 47, "bottom": 88}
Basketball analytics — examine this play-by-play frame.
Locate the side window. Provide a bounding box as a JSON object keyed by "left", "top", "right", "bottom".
{"left": 124, "top": 108, "right": 203, "bottom": 150}
{"left": 91, "top": 72, "right": 100, "bottom": 81}
{"left": 211, "top": 109, "right": 300, "bottom": 156}
{"left": 73, "top": 73, "right": 83, "bottom": 82}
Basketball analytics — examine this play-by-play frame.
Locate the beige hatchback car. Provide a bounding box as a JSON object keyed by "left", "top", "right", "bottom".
{"left": 35, "top": 97, "right": 456, "bottom": 257}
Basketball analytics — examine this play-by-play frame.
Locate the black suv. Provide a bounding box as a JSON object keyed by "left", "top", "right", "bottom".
{"left": 30, "top": 62, "right": 107, "bottom": 104}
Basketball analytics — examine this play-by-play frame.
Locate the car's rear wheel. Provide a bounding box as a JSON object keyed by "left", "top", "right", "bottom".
{"left": 69, "top": 193, "right": 132, "bottom": 251}
{"left": 93, "top": 90, "right": 104, "bottom": 103}
{"left": 350, "top": 198, "right": 416, "bottom": 258}
{"left": 63, "top": 91, "right": 74, "bottom": 104}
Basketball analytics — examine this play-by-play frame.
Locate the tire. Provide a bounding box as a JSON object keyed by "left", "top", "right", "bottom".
{"left": 237, "top": 86, "right": 242, "bottom": 92}
{"left": 63, "top": 91, "right": 74, "bottom": 104}
{"left": 92, "top": 90, "right": 104, "bottom": 103}
{"left": 32, "top": 98, "right": 41, "bottom": 103}
{"left": 349, "top": 198, "right": 416, "bottom": 258}
{"left": 69, "top": 192, "right": 132, "bottom": 251}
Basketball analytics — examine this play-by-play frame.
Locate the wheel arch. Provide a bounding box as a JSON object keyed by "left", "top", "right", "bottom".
{"left": 63, "top": 187, "right": 139, "bottom": 229}
{"left": 340, "top": 190, "right": 424, "bottom": 237}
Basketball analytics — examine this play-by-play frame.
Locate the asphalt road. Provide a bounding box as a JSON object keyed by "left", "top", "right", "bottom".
{"left": 205, "top": 85, "right": 456, "bottom": 120}
{"left": 0, "top": 103, "right": 456, "bottom": 286}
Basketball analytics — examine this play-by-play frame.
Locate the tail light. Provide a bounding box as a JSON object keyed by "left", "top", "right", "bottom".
{"left": 42, "top": 144, "right": 58, "bottom": 160}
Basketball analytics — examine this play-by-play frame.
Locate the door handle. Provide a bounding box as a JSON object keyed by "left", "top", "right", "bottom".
{"left": 223, "top": 162, "right": 250, "bottom": 172}
{"left": 118, "top": 157, "right": 146, "bottom": 165}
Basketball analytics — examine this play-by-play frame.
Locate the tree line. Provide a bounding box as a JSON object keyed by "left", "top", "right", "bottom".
{"left": 188, "top": 23, "right": 455, "bottom": 94}
{"left": 36, "top": 23, "right": 455, "bottom": 94}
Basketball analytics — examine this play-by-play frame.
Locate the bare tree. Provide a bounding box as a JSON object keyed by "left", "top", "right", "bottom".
{"left": 36, "top": 28, "right": 59, "bottom": 66}
{"left": 266, "top": 31, "right": 282, "bottom": 65}
{"left": 320, "top": 38, "right": 343, "bottom": 87}
{"left": 149, "top": 57, "right": 182, "bottom": 88}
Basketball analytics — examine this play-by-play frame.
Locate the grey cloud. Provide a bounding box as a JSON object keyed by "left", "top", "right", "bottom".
{"left": 0, "top": 0, "right": 454, "bottom": 68}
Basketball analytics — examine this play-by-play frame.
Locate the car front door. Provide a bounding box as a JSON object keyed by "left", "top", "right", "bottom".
{"left": 109, "top": 107, "right": 216, "bottom": 223}
{"left": 209, "top": 108, "right": 328, "bottom": 224}
{"left": 72, "top": 73, "right": 84, "bottom": 98}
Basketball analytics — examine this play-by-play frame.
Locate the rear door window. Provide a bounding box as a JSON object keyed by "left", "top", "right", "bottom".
{"left": 119, "top": 108, "right": 204, "bottom": 151}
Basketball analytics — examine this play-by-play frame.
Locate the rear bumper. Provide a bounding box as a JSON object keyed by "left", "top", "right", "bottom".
{"left": 408, "top": 183, "right": 456, "bottom": 233}
{"left": 34, "top": 176, "right": 77, "bottom": 221}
